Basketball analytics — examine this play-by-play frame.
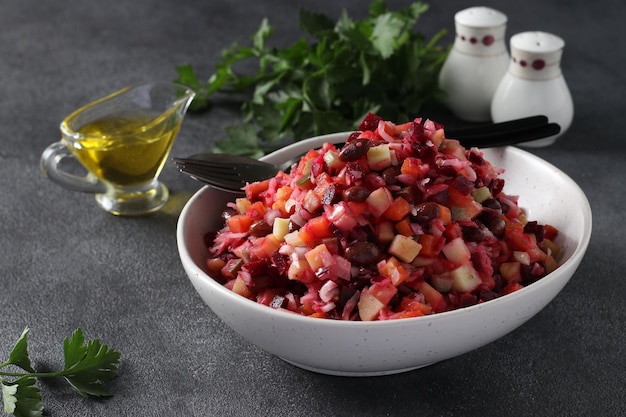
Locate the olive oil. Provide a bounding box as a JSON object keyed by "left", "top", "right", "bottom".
{"left": 71, "top": 110, "right": 181, "bottom": 186}
{"left": 42, "top": 82, "right": 195, "bottom": 215}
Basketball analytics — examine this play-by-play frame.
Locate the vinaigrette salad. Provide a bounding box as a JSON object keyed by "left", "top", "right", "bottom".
{"left": 204, "top": 113, "right": 560, "bottom": 321}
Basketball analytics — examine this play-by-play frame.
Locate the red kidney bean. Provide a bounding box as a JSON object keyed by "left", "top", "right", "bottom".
{"left": 339, "top": 139, "right": 371, "bottom": 162}
{"left": 343, "top": 186, "right": 371, "bottom": 202}
{"left": 249, "top": 219, "right": 272, "bottom": 237}
{"left": 381, "top": 165, "right": 401, "bottom": 185}
{"left": 344, "top": 241, "right": 383, "bottom": 266}
{"left": 412, "top": 202, "right": 440, "bottom": 224}
{"left": 288, "top": 220, "right": 301, "bottom": 232}
{"left": 461, "top": 224, "right": 486, "bottom": 242}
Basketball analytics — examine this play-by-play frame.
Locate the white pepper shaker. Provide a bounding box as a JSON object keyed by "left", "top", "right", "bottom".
{"left": 491, "top": 31, "right": 574, "bottom": 147}
{"left": 438, "top": 7, "right": 510, "bottom": 122}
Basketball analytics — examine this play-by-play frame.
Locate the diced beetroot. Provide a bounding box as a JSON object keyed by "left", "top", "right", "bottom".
{"left": 458, "top": 293, "right": 478, "bottom": 308}
{"left": 523, "top": 220, "right": 545, "bottom": 242}
{"left": 489, "top": 178, "right": 505, "bottom": 196}
{"left": 358, "top": 112, "right": 383, "bottom": 132}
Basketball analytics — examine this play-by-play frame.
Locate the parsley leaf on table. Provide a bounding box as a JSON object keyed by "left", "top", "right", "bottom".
{"left": 175, "top": 0, "right": 449, "bottom": 156}
{"left": 1, "top": 327, "right": 120, "bottom": 417}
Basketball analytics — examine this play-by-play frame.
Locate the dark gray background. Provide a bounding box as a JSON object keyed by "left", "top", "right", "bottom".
{"left": 1, "top": 0, "right": 624, "bottom": 416}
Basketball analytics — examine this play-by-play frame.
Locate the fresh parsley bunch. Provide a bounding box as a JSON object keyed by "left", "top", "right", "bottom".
{"left": 1, "top": 328, "right": 120, "bottom": 417}
{"left": 176, "top": 0, "right": 449, "bottom": 157}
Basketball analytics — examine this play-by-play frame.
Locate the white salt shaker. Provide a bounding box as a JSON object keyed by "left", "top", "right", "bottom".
{"left": 439, "top": 7, "right": 509, "bottom": 122}
{"left": 491, "top": 31, "right": 574, "bottom": 147}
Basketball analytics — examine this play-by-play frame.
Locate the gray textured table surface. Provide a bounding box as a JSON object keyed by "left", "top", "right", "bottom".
{"left": 1, "top": 0, "right": 624, "bottom": 416}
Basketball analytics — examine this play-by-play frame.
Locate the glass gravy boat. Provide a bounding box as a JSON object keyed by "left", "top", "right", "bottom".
{"left": 41, "top": 82, "right": 195, "bottom": 216}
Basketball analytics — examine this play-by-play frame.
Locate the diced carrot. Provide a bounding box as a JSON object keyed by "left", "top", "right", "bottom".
{"left": 347, "top": 201, "right": 368, "bottom": 217}
{"left": 304, "top": 243, "right": 332, "bottom": 272}
{"left": 272, "top": 199, "right": 288, "bottom": 216}
{"left": 400, "top": 157, "right": 422, "bottom": 178}
{"left": 276, "top": 185, "right": 292, "bottom": 201}
{"left": 443, "top": 222, "right": 462, "bottom": 241}
{"left": 502, "top": 282, "right": 524, "bottom": 295}
{"left": 447, "top": 186, "right": 474, "bottom": 207}
{"left": 505, "top": 221, "right": 524, "bottom": 236}
{"left": 543, "top": 224, "right": 559, "bottom": 241}
{"left": 257, "top": 289, "right": 281, "bottom": 306}
{"left": 418, "top": 234, "right": 444, "bottom": 257}
{"left": 245, "top": 179, "right": 270, "bottom": 200}
{"left": 260, "top": 235, "right": 281, "bottom": 257}
{"left": 400, "top": 297, "right": 433, "bottom": 316}
{"left": 414, "top": 281, "right": 447, "bottom": 313}
{"left": 505, "top": 222, "right": 547, "bottom": 262}
{"left": 436, "top": 203, "right": 452, "bottom": 225}
{"left": 305, "top": 216, "right": 334, "bottom": 239}
{"left": 394, "top": 217, "right": 414, "bottom": 237}
{"left": 299, "top": 301, "right": 315, "bottom": 316}
{"left": 226, "top": 214, "right": 253, "bottom": 233}
{"left": 297, "top": 228, "right": 316, "bottom": 246}
{"left": 392, "top": 310, "right": 426, "bottom": 319}
{"left": 246, "top": 201, "right": 267, "bottom": 220}
{"left": 378, "top": 257, "right": 409, "bottom": 286}
{"left": 358, "top": 130, "right": 377, "bottom": 141}
{"left": 384, "top": 197, "right": 411, "bottom": 221}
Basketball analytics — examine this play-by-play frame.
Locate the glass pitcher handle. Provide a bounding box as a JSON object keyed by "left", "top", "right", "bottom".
{"left": 40, "top": 141, "right": 106, "bottom": 193}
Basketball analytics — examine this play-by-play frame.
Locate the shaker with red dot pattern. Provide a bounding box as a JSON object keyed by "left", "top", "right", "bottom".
{"left": 439, "top": 7, "right": 509, "bottom": 122}
{"left": 491, "top": 31, "right": 573, "bottom": 147}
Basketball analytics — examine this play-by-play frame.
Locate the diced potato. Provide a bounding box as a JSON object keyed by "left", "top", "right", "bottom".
{"left": 365, "top": 187, "right": 393, "bottom": 218}
{"left": 304, "top": 243, "right": 332, "bottom": 272}
{"left": 376, "top": 220, "right": 395, "bottom": 244}
{"left": 366, "top": 144, "right": 392, "bottom": 170}
{"left": 358, "top": 288, "right": 386, "bottom": 321}
{"left": 283, "top": 230, "right": 307, "bottom": 247}
{"left": 232, "top": 276, "right": 253, "bottom": 298}
{"left": 513, "top": 251, "right": 531, "bottom": 266}
{"left": 499, "top": 262, "right": 521, "bottom": 283}
{"left": 450, "top": 264, "right": 482, "bottom": 292}
{"left": 388, "top": 235, "right": 422, "bottom": 263}
{"left": 472, "top": 186, "right": 492, "bottom": 203}
{"left": 235, "top": 197, "right": 251, "bottom": 214}
{"left": 442, "top": 237, "right": 471, "bottom": 266}
{"left": 272, "top": 217, "right": 291, "bottom": 241}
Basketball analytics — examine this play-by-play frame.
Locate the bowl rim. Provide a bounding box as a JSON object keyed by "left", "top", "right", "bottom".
{"left": 177, "top": 132, "right": 593, "bottom": 328}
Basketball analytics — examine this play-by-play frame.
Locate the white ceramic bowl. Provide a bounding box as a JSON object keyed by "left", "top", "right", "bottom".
{"left": 177, "top": 132, "right": 592, "bottom": 376}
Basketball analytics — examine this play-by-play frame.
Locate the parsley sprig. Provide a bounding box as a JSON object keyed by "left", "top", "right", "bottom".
{"left": 175, "top": 0, "right": 448, "bottom": 157}
{"left": 1, "top": 327, "right": 120, "bottom": 417}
